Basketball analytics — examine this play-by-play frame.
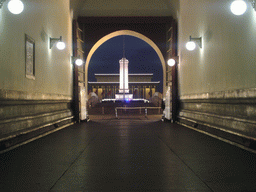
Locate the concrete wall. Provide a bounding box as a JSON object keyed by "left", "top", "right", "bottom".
{"left": 177, "top": 0, "right": 256, "bottom": 149}
{"left": 169, "top": 0, "right": 180, "bottom": 20}
{"left": 0, "top": 0, "right": 73, "bottom": 95}
{"left": 0, "top": 0, "right": 74, "bottom": 152}
{"left": 178, "top": 0, "right": 256, "bottom": 95}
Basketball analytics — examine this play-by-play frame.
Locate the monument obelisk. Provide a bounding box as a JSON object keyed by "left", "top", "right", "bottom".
{"left": 115, "top": 36, "right": 133, "bottom": 100}
{"left": 119, "top": 57, "right": 129, "bottom": 94}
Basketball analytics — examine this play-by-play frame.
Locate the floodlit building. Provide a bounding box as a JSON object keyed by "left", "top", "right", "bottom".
{"left": 89, "top": 57, "right": 160, "bottom": 101}
{"left": 88, "top": 73, "right": 160, "bottom": 101}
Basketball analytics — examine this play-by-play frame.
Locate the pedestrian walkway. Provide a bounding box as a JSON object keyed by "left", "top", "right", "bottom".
{"left": 0, "top": 118, "right": 256, "bottom": 191}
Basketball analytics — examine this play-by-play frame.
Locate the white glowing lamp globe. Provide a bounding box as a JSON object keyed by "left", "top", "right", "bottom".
{"left": 75, "top": 59, "right": 83, "bottom": 66}
{"left": 230, "top": 0, "right": 247, "bottom": 16}
{"left": 56, "top": 41, "right": 65, "bottom": 50}
{"left": 8, "top": 0, "right": 24, "bottom": 14}
{"left": 167, "top": 59, "right": 176, "bottom": 67}
{"left": 186, "top": 41, "right": 196, "bottom": 51}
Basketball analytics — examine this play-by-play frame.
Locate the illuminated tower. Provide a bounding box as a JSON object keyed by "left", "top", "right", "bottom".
{"left": 119, "top": 57, "right": 129, "bottom": 93}
{"left": 115, "top": 36, "right": 133, "bottom": 100}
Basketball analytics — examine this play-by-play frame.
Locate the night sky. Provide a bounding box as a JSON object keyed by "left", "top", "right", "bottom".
{"left": 88, "top": 35, "right": 163, "bottom": 93}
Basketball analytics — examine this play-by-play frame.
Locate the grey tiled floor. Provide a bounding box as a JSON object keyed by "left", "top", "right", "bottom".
{"left": 0, "top": 118, "right": 256, "bottom": 191}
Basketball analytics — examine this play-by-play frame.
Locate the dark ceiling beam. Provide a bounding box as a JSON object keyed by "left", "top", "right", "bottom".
{"left": 77, "top": 16, "right": 173, "bottom": 24}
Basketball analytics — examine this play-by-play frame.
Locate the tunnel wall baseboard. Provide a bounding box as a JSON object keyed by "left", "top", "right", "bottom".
{"left": 0, "top": 89, "right": 74, "bottom": 153}
{"left": 178, "top": 88, "right": 256, "bottom": 150}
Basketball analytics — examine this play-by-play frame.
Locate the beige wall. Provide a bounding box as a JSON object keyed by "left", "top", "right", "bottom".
{"left": 169, "top": 0, "right": 180, "bottom": 19}
{"left": 70, "top": 0, "right": 82, "bottom": 19}
{"left": 178, "top": 0, "right": 256, "bottom": 96}
{"left": 0, "top": 0, "right": 73, "bottom": 97}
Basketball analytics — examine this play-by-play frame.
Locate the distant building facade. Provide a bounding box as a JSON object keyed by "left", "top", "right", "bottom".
{"left": 88, "top": 73, "right": 160, "bottom": 100}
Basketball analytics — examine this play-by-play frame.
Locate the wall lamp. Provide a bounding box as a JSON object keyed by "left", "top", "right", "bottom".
{"left": 72, "top": 56, "right": 84, "bottom": 66}
{"left": 231, "top": 0, "right": 256, "bottom": 15}
{"left": 50, "top": 36, "right": 66, "bottom": 50}
{"left": 0, "top": 0, "right": 24, "bottom": 14}
{"left": 167, "top": 56, "right": 179, "bottom": 67}
{"left": 186, "top": 36, "right": 202, "bottom": 51}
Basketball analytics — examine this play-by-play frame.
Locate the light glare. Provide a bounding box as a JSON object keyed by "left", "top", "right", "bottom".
{"left": 186, "top": 41, "right": 196, "bottom": 51}
{"left": 8, "top": 0, "right": 24, "bottom": 14}
{"left": 75, "top": 59, "right": 83, "bottom": 66}
{"left": 56, "top": 41, "right": 65, "bottom": 50}
{"left": 230, "top": 0, "right": 247, "bottom": 15}
{"left": 167, "top": 59, "right": 176, "bottom": 67}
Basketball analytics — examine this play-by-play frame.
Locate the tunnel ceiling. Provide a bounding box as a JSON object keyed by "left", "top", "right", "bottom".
{"left": 70, "top": 0, "right": 174, "bottom": 17}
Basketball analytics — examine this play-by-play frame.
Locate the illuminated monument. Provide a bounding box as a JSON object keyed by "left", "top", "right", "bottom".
{"left": 88, "top": 36, "right": 160, "bottom": 101}
{"left": 115, "top": 57, "right": 133, "bottom": 100}
{"left": 119, "top": 58, "right": 129, "bottom": 93}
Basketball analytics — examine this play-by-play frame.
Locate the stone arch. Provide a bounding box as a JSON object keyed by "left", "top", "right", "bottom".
{"left": 85, "top": 30, "right": 167, "bottom": 96}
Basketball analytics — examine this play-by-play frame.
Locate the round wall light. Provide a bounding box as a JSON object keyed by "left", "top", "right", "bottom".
{"left": 186, "top": 41, "right": 196, "bottom": 51}
{"left": 50, "top": 36, "right": 66, "bottom": 50}
{"left": 56, "top": 41, "right": 66, "bottom": 50}
{"left": 8, "top": 0, "right": 24, "bottom": 14}
{"left": 230, "top": 0, "right": 247, "bottom": 15}
{"left": 72, "top": 56, "right": 84, "bottom": 66}
{"left": 167, "top": 56, "right": 179, "bottom": 66}
{"left": 75, "top": 58, "right": 83, "bottom": 66}
{"left": 167, "top": 58, "right": 176, "bottom": 67}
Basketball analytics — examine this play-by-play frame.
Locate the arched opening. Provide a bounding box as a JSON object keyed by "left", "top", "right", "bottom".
{"left": 85, "top": 30, "right": 166, "bottom": 118}
{"left": 73, "top": 17, "right": 177, "bottom": 122}
{"left": 85, "top": 30, "right": 167, "bottom": 97}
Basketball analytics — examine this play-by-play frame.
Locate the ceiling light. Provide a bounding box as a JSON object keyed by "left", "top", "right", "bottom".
{"left": 230, "top": 0, "right": 247, "bottom": 15}
{"left": 0, "top": 0, "right": 24, "bottom": 14}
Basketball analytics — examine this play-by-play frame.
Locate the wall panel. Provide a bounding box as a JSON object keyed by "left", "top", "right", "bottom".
{"left": 0, "top": 0, "right": 74, "bottom": 152}
{"left": 177, "top": 0, "right": 256, "bottom": 149}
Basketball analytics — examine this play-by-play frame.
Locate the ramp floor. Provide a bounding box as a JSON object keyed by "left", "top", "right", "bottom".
{"left": 0, "top": 118, "right": 256, "bottom": 191}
